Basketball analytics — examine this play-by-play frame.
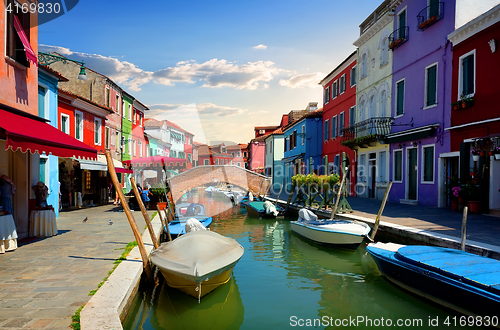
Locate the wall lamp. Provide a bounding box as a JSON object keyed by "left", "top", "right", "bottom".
{"left": 38, "top": 52, "right": 87, "bottom": 80}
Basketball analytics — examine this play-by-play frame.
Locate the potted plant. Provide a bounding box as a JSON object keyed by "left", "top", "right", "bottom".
{"left": 466, "top": 183, "right": 483, "bottom": 214}
{"left": 493, "top": 146, "right": 500, "bottom": 160}
{"left": 470, "top": 146, "right": 480, "bottom": 161}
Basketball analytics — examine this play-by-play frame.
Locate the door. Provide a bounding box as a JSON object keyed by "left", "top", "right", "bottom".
{"left": 408, "top": 148, "right": 417, "bottom": 200}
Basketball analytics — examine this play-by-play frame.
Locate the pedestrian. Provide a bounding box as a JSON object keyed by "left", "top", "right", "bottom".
{"left": 141, "top": 185, "right": 152, "bottom": 210}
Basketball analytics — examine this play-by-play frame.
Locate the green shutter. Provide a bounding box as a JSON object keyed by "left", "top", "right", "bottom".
{"left": 424, "top": 147, "right": 434, "bottom": 181}
{"left": 38, "top": 87, "right": 45, "bottom": 118}
{"left": 399, "top": 11, "right": 406, "bottom": 39}
{"left": 426, "top": 65, "right": 437, "bottom": 106}
{"left": 394, "top": 150, "right": 402, "bottom": 181}
{"left": 462, "top": 54, "right": 474, "bottom": 95}
{"left": 397, "top": 81, "right": 405, "bottom": 115}
{"left": 429, "top": 0, "right": 439, "bottom": 17}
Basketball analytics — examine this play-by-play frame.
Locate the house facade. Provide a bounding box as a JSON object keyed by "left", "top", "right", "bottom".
{"left": 264, "top": 128, "right": 284, "bottom": 192}
{"left": 349, "top": 0, "right": 394, "bottom": 200}
{"left": 320, "top": 51, "right": 357, "bottom": 195}
{"left": 448, "top": 3, "right": 500, "bottom": 214}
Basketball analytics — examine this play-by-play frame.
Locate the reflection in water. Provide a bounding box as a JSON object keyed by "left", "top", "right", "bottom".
{"left": 124, "top": 192, "right": 482, "bottom": 330}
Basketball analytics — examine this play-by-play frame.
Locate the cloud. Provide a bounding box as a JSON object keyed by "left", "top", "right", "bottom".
{"left": 153, "top": 59, "right": 280, "bottom": 90}
{"left": 279, "top": 72, "right": 325, "bottom": 89}
{"left": 41, "top": 45, "right": 281, "bottom": 91}
{"left": 39, "top": 44, "right": 153, "bottom": 92}
{"left": 253, "top": 44, "right": 268, "bottom": 50}
{"left": 148, "top": 102, "right": 246, "bottom": 118}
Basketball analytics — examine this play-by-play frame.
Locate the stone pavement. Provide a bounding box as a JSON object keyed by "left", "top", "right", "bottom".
{"left": 0, "top": 204, "right": 154, "bottom": 330}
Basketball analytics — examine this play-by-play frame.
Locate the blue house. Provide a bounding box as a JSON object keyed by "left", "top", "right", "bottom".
{"left": 282, "top": 108, "right": 323, "bottom": 188}
{"left": 38, "top": 67, "right": 68, "bottom": 217}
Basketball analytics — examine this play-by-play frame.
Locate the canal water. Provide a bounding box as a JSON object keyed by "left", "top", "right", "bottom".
{"left": 123, "top": 195, "right": 482, "bottom": 330}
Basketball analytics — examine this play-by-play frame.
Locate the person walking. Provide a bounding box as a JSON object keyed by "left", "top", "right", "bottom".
{"left": 141, "top": 185, "right": 152, "bottom": 210}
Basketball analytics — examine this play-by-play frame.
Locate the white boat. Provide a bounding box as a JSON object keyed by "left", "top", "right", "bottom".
{"left": 150, "top": 230, "right": 244, "bottom": 299}
{"left": 290, "top": 209, "right": 371, "bottom": 250}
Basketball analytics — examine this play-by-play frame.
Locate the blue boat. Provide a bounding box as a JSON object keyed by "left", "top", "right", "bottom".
{"left": 163, "top": 203, "right": 213, "bottom": 238}
{"left": 244, "top": 201, "right": 285, "bottom": 218}
{"left": 367, "top": 243, "right": 500, "bottom": 317}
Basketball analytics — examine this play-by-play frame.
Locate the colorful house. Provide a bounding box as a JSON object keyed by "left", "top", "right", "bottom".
{"left": 348, "top": 0, "right": 394, "bottom": 200}
{"left": 282, "top": 108, "right": 323, "bottom": 187}
{"left": 320, "top": 51, "right": 357, "bottom": 195}
{"left": 121, "top": 92, "right": 134, "bottom": 163}
{"left": 448, "top": 3, "right": 500, "bottom": 214}
{"left": 264, "top": 127, "right": 284, "bottom": 192}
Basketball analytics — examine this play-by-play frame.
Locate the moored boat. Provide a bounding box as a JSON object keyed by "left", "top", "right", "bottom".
{"left": 164, "top": 203, "right": 213, "bottom": 237}
{"left": 290, "top": 208, "right": 371, "bottom": 250}
{"left": 151, "top": 230, "right": 244, "bottom": 299}
{"left": 244, "top": 200, "right": 285, "bottom": 218}
{"left": 367, "top": 242, "right": 500, "bottom": 318}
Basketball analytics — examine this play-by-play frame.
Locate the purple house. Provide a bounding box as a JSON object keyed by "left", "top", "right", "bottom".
{"left": 385, "top": 0, "right": 456, "bottom": 207}
{"left": 386, "top": 0, "right": 498, "bottom": 207}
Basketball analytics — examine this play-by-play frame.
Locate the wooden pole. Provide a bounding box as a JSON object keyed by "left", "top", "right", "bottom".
{"left": 104, "top": 151, "right": 153, "bottom": 280}
{"left": 461, "top": 206, "right": 468, "bottom": 251}
{"left": 369, "top": 181, "right": 393, "bottom": 241}
{"left": 130, "top": 177, "right": 159, "bottom": 249}
{"left": 157, "top": 205, "right": 172, "bottom": 242}
{"left": 285, "top": 184, "right": 295, "bottom": 211}
{"left": 274, "top": 182, "right": 284, "bottom": 206}
{"left": 156, "top": 204, "right": 166, "bottom": 228}
{"left": 330, "top": 169, "right": 348, "bottom": 219}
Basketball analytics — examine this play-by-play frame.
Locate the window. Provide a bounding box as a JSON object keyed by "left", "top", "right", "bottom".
{"left": 127, "top": 138, "right": 131, "bottom": 155}
{"left": 216, "top": 159, "right": 219, "bottom": 165}
{"left": 131, "top": 140, "right": 136, "bottom": 156}
{"left": 380, "top": 37, "right": 389, "bottom": 66}
{"left": 133, "top": 110, "right": 137, "bottom": 124}
{"left": 39, "top": 156, "right": 47, "bottom": 184}
{"left": 459, "top": 50, "right": 475, "bottom": 98}
{"left": 324, "top": 86, "right": 330, "bottom": 104}
{"left": 339, "top": 74, "right": 346, "bottom": 94}
{"left": 393, "top": 150, "right": 403, "bottom": 182}
{"left": 422, "top": 145, "right": 434, "bottom": 183}
{"left": 398, "top": 8, "right": 407, "bottom": 40}
{"left": 324, "top": 120, "right": 329, "bottom": 141}
{"left": 238, "top": 162, "right": 241, "bottom": 167}
{"left": 334, "top": 155, "right": 340, "bottom": 175}
{"left": 139, "top": 141, "right": 142, "bottom": 157}
{"left": 204, "top": 159, "right": 209, "bottom": 165}
{"left": 232, "top": 152, "right": 235, "bottom": 157}
{"left": 38, "top": 86, "right": 46, "bottom": 118}
{"left": 116, "top": 95, "right": 120, "bottom": 114}
{"left": 94, "top": 118, "right": 102, "bottom": 145}
{"left": 332, "top": 116, "right": 337, "bottom": 138}
{"left": 348, "top": 107, "right": 355, "bottom": 128}
{"left": 361, "top": 53, "right": 367, "bottom": 78}
{"left": 339, "top": 112, "right": 345, "bottom": 136}
{"left": 61, "top": 114, "right": 69, "bottom": 134}
{"left": 122, "top": 100, "right": 125, "bottom": 118}
{"left": 237, "top": 151, "right": 241, "bottom": 157}
{"left": 379, "top": 151, "right": 387, "bottom": 182}
{"left": 380, "top": 89, "right": 387, "bottom": 116}
{"left": 188, "top": 154, "right": 192, "bottom": 162}
{"left": 6, "top": 0, "right": 30, "bottom": 66}
{"left": 75, "top": 111, "right": 83, "bottom": 141}
{"left": 350, "top": 66, "right": 356, "bottom": 87}
{"left": 105, "top": 127, "right": 110, "bottom": 149}
{"left": 332, "top": 80, "right": 338, "bottom": 99}
{"left": 301, "top": 125, "right": 305, "bottom": 145}
{"left": 105, "top": 88, "right": 110, "bottom": 108}
{"left": 423, "top": 64, "right": 437, "bottom": 110}
{"left": 128, "top": 104, "right": 132, "bottom": 121}
{"left": 243, "top": 151, "right": 247, "bottom": 158}
{"left": 396, "top": 79, "right": 405, "bottom": 116}
{"left": 429, "top": 0, "right": 440, "bottom": 18}
{"left": 369, "top": 95, "right": 377, "bottom": 118}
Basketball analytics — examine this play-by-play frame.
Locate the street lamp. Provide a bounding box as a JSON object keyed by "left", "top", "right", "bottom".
{"left": 38, "top": 52, "right": 87, "bottom": 81}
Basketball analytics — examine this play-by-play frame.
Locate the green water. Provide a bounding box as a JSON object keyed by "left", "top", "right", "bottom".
{"left": 123, "top": 206, "right": 483, "bottom": 330}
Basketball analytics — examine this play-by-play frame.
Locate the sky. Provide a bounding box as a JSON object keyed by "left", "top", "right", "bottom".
{"left": 39, "top": 0, "right": 385, "bottom": 145}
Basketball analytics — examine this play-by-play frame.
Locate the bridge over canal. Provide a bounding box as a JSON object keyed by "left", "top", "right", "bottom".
{"left": 167, "top": 165, "right": 271, "bottom": 202}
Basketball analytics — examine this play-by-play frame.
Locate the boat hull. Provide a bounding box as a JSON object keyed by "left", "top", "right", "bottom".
{"left": 165, "top": 216, "right": 213, "bottom": 237}
{"left": 367, "top": 244, "right": 500, "bottom": 318}
{"left": 159, "top": 267, "right": 234, "bottom": 298}
{"left": 290, "top": 220, "right": 370, "bottom": 249}
{"left": 244, "top": 201, "right": 283, "bottom": 218}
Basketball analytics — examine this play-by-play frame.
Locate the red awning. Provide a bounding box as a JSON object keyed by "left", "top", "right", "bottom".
{"left": 13, "top": 16, "right": 37, "bottom": 66}
{"left": 123, "top": 156, "right": 187, "bottom": 167}
{"left": 0, "top": 109, "right": 97, "bottom": 160}
{"left": 115, "top": 168, "right": 133, "bottom": 174}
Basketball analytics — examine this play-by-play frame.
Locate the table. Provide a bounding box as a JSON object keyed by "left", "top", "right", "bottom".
{"left": 29, "top": 209, "right": 58, "bottom": 237}
{"left": 0, "top": 214, "right": 18, "bottom": 253}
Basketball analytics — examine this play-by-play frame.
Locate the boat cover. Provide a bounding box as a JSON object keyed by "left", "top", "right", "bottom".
{"left": 397, "top": 246, "right": 500, "bottom": 294}
{"left": 298, "top": 208, "right": 317, "bottom": 221}
{"left": 185, "top": 218, "right": 207, "bottom": 232}
{"left": 150, "top": 231, "right": 244, "bottom": 284}
{"left": 263, "top": 201, "right": 278, "bottom": 216}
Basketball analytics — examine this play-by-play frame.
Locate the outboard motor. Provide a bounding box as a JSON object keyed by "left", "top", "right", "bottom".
{"left": 185, "top": 218, "right": 207, "bottom": 233}
{"left": 298, "top": 208, "right": 318, "bottom": 222}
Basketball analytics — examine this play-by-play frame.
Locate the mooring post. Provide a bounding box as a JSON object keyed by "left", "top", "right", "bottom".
{"left": 369, "top": 182, "right": 393, "bottom": 241}
{"left": 461, "top": 206, "right": 468, "bottom": 251}
{"left": 104, "top": 151, "right": 153, "bottom": 281}
{"left": 130, "top": 177, "right": 159, "bottom": 249}
{"left": 330, "top": 169, "right": 348, "bottom": 220}
{"left": 157, "top": 205, "right": 172, "bottom": 242}
{"left": 156, "top": 204, "right": 166, "bottom": 228}
{"left": 274, "top": 182, "right": 284, "bottom": 206}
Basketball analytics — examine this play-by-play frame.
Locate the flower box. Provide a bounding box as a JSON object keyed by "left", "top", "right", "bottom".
{"left": 418, "top": 16, "right": 438, "bottom": 30}
{"left": 389, "top": 38, "right": 404, "bottom": 50}
{"left": 472, "top": 154, "right": 480, "bottom": 161}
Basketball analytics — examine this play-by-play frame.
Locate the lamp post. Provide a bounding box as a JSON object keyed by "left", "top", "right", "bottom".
{"left": 37, "top": 52, "right": 87, "bottom": 81}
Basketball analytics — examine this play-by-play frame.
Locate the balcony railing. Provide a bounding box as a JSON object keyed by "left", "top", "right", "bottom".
{"left": 341, "top": 117, "right": 394, "bottom": 147}
{"left": 389, "top": 27, "right": 409, "bottom": 50}
{"left": 417, "top": 2, "right": 444, "bottom": 31}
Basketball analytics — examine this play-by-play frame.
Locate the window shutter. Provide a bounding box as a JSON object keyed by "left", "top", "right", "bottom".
{"left": 426, "top": 65, "right": 437, "bottom": 106}
{"left": 397, "top": 81, "right": 405, "bottom": 115}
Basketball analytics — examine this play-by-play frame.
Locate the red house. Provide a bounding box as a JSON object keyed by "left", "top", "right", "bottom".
{"left": 319, "top": 51, "right": 357, "bottom": 195}
{"left": 132, "top": 99, "right": 149, "bottom": 159}
{"left": 448, "top": 4, "right": 500, "bottom": 214}
{"left": 198, "top": 143, "right": 234, "bottom": 166}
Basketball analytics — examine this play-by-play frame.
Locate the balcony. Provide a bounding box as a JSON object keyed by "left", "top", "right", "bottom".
{"left": 417, "top": 2, "right": 444, "bottom": 31}
{"left": 340, "top": 117, "right": 394, "bottom": 148}
{"left": 389, "top": 27, "right": 409, "bottom": 50}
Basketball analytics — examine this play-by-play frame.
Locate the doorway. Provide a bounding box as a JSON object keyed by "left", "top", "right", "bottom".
{"left": 407, "top": 148, "right": 417, "bottom": 200}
